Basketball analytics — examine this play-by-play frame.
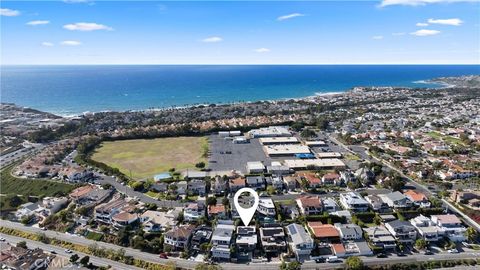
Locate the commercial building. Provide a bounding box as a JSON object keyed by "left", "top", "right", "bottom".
{"left": 259, "top": 137, "right": 299, "bottom": 145}
{"left": 283, "top": 159, "right": 345, "bottom": 170}
{"left": 245, "top": 162, "right": 265, "bottom": 174}
{"left": 248, "top": 126, "right": 291, "bottom": 138}
{"left": 263, "top": 145, "right": 311, "bottom": 157}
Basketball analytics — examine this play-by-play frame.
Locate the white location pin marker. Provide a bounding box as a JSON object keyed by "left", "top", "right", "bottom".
{"left": 234, "top": 187, "right": 259, "bottom": 226}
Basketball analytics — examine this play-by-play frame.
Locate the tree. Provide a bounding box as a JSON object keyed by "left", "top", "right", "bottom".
{"left": 415, "top": 239, "right": 427, "bottom": 250}
{"left": 17, "top": 241, "right": 27, "bottom": 249}
{"left": 206, "top": 196, "right": 217, "bottom": 206}
{"left": 79, "top": 256, "right": 90, "bottom": 266}
{"left": 195, "top": 162, "right": 206, "bottom": 169}
{"left": 8, "top": 195, "right": 23, "bottom": 208}
{"left": 373, "top": 214, "right": 382, "bottom": 225}
{"left": 466, "top": 227, "right": 478, "bottom": 243}
{"left": 70, "top": 254, "right": 80, "bottom": 263}
{"left": 266, "top": 186, "right": 276, "bottom": 195}
{"left": 291, "top": 121, "right": 305, "bottom": 132}
{"left": 300, "top": 128, "right": 316, "bottom": 138}
{"left": 345, "top": 256, "right": 364, "bottom": 270}
{"left": 280, "top": 261, "right": 301, "bottom": 270}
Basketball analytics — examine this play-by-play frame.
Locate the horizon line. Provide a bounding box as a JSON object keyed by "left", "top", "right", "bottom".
{"left": 2, "top": 63, "right": 480, "bottom": 66}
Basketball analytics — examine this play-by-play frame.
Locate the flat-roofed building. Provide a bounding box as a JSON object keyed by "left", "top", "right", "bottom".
{"left": 263, "top": 145, "right": 311, "bottom": 157}
{"left": 248, "top": 126, "right": 291, "bottom": 138}
{"left": 304, "top": 141, "right": 327, "bottom": 147}
{"left": 259, "top": 137, "right": 299, "bottom": 145}
{"left": 246, "top": 162, "right": 265, "bottom": 174}
{"left": 283, "top": 159, "right": 345, "bottom": 170}
{"left": 211, "top": 220, "right": 235, "bottom": 261}
{"left": 259, "top": 224, "right": 287, "bottom": 255}
{"left": 315, "top": 152, "right": 343, "bottom": 159}
{"left": 236, "top": 226, "right": 257, "bottom": 261}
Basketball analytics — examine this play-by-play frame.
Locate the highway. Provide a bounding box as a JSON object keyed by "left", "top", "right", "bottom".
{"left": 0, "top": 234, "right": 142, "bottom": 270}
{"left": 0, "top": 143, "right": 45, "bottom": 168}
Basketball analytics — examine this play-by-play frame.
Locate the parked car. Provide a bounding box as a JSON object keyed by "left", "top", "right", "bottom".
{"left": 424, "top": 250, "right": 433, "bottom": 255}
{"left": 50, "top": 250, "right": 57, "bottom": 254}
{"left": 376, "top": 253, "right": 387, "bottom": 258}
{"left": 326, "top": 256, "right": 340, "bottom": 263}
{"left": 315, "top": 258, "right": 326, "bottom": 263}
{"left": 159, "top": 253, "right": 168, "bottom": 259}
{"left": 65, "top": 249, "right": 72, "bottom": 253}
{"left": 448, "top": 249, "right": 459, "bottom": 253}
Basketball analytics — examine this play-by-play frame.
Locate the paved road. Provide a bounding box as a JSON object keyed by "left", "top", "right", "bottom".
{"left": 94, "top": 175, "right": 185, "bottom": 208}
{"left": 3, "top": 220, "right": 480, "bottom": 270}
{"left": 0, "top": 144, "right": 45, "bottom": 168}
{"left": 0, "top": 233, "right": 142, "bottom": 270}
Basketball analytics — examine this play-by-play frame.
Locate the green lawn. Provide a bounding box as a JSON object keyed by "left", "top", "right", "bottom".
{"left": 427, "top": 131, "right": 465, "bottom": 146}
{"left": 0, "top": 164, "right": 75, "bottom": 197}
{"left": 85, "top": 231, "right": 103, "bottom": 241}
{"left": 91, "top": 137, "right": 208, "bottom": 180}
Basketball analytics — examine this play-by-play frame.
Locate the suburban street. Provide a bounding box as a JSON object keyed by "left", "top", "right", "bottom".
{"left": 327, "top": 133, "right": 480, "bottom": 233}
{"left": 2, "top": 220, "right": 480, "bottom": 270}
{"left": 94, "top": 175, "right": 185, "bottom": 208}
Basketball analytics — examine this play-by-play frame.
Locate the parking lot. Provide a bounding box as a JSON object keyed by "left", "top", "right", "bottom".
{"left": 208, "top": 134, "right": 273, "bottom": 173}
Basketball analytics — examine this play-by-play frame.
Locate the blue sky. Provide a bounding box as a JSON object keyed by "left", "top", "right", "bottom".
{"left": 1, "top": 0, "right": 479, "bottom": 64}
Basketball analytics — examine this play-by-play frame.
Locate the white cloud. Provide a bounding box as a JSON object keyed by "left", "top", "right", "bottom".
{"left": 61, "top": 40, "right": 82, "bottom": 46}
{"left": 254, "top": 48, "right": 270, "bottom": 53}
{"left": 410, "top": 29, "right": 441, "bottom": 36}
{"left": 379, "top": 0, "right": 479, "bottom": 7}
{"left": 26, "top": 20, "right": 50, "bottom": 26}
{"left": 392, "top": 32, "right": 406, "bottom": 36}
{"left": 202, "top": 36, "right": 223, "bottom": 43}
{"left": 372, "top": 35, "right": 384, "bottom": 40}
{"left": 277, "top": 13, "right": 305, "bottom": 21}
{"left": 41, "top": 42, "right": 54, "bottom": 47}
{"left": 416, "top": 22, "right": 429, "bottom": 26}
{"left": 63, "top": 22, "right": 113, "bottom": 31}
{"left": 428, "top": 18, "right": 463, "bottom": 26}
{"left": 0, "top": 8, "right": 20, "bottom": 17}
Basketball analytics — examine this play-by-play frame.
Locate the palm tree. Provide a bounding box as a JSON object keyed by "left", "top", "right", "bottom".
{"left": 466, "top": 227, "right": 478, "bottom": 243}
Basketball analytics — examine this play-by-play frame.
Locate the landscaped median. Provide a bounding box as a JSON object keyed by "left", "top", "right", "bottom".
{"left": 0, "top": 227, "right": 175, "bottom": 270}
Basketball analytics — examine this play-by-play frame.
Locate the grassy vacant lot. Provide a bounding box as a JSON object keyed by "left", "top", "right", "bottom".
{"left": 0, "top": 164, "right": 74, "bottom": 197}
{"left": 427, "top": 131, "right": 465, "bottom": 146}
{"left": 91, "top": 137, "right": 208, "bottom": 180}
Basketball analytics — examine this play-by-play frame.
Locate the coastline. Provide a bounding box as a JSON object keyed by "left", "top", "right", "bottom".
{"left": 0, "top": 83, "right": 451, "bottom": 118}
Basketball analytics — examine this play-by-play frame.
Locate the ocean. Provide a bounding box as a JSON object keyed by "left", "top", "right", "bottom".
{"left": 1, "top": 65, "right": 479, "bottom": 116}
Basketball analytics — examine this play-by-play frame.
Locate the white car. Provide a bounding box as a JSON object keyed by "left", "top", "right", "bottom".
{"left": 0, "top": 237, "right": 6, "bottom": 242}
{"left": 447, "top": 249, "right": 459, "bottom": 253}
{"left": 65, "top": 249, "right": 73, "bottom": 253}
